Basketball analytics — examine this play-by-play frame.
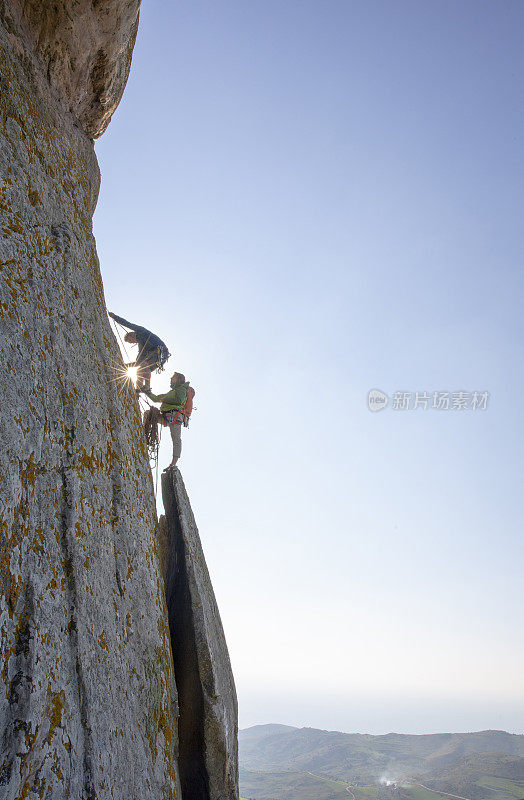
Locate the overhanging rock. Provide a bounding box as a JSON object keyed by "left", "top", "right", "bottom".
{"left": 160, "top": 469, "right": 239, "bottom": 800}
{"left": 0, "top": 0, "right": 141, "bottom": 138}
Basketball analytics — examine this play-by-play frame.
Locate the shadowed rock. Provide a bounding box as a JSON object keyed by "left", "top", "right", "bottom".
{"left": 0, "top": 0, "right": 141, "bottom": 137}
{"left": 160, "top": 469, "right": 239, "bottom": 800}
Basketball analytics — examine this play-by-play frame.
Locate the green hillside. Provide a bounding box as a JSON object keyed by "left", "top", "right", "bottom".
{"left": 239, "top": 725, "right": 524, "bottom": 800}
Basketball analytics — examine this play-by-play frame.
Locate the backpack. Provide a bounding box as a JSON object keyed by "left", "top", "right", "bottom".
{"left": 180, "top": 386, "right": 195, "bottom": 423}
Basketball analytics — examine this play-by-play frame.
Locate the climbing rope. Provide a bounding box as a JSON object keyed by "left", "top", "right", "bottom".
{"left": 155, "top": 424, "right": 162, "bottom": 497}
{"left": 143, "top": 405, "right": 163, "bottom": 495}
{"left": 110, "top": 317, "right": 133, "bottom": 364}
{"left": 143, "top": 407, "right": 161, "bottom": 453}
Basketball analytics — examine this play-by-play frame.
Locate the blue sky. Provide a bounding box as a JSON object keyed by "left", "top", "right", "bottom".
{"left": 94, "top": 0, "right": 524, "bottom": 734}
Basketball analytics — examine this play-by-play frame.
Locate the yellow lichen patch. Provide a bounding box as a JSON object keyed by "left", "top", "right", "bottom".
{"left": 27, "top": 186, "right": 39, "bottom": 206}
{"left": 48, "top": 692, "right": 64, "bottom": 733}
{"left": 32, "top": 526, "right": 45, "bottom": 554}
{"left": 142, "top": 650, "right": 179, "bottom": 790}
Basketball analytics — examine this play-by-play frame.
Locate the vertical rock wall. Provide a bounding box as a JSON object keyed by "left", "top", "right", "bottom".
{"left": 0, "top": 4, "right": 181, "bottom": 798}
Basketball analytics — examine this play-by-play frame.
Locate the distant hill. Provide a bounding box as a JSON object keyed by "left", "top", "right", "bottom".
{"left": 239, "top": 725, "right": 524, "bottom": 800}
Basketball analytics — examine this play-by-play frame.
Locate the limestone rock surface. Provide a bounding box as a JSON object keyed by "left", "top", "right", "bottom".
{"left": 0, "top": 7, "right": 180, "bottom": 799}
{"left": 160, "top": 470, "right": 239, "bottom": 800}
{"left": 0, "top": 0, "right": 141, "bottom": 137}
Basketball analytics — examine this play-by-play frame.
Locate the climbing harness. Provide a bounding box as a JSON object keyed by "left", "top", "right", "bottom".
{"left": 162, "top": 409, "right": 188, "bottom": 427}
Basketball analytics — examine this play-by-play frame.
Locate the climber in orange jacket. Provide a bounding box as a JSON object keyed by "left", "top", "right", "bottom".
{"left": 140, "top": 372, "right": 195, "bottom": 469}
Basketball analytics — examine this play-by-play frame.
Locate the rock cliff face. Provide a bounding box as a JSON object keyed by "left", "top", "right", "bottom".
{"left": 0, "top": 2, "right": 237, "bottom": 799}
{"left": 160, "top": 470, "right": 238, "bottom": 800}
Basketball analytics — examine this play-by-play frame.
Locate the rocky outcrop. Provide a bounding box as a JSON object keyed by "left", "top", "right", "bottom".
{"left": 160, "top": 470, "right": 239, "bottom": 800}
{"left": 0, "top": 0, "right": 140, "bottom": 138}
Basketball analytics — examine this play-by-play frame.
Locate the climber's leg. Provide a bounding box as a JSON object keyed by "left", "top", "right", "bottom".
{"left": 136, "top": 354, "right": 156, "bottom": 390}
{"left": 133, "top": 363, "right": 144, "bottom": 389}
{"left": 140, "top": 366, "right": 152, "bottom": 390}
{"left": 169, "top": 422, "right": 182, "bottom": 466}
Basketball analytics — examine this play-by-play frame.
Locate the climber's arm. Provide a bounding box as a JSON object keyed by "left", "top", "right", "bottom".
{"left": 109, "top": 312, "right": 138, "bottom": 331}
{"left": 144, "top": 388, "right": 167, "bottom": 403}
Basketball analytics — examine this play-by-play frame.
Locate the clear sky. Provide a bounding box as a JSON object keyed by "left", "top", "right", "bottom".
{"left": 94, "top": 0, "right": 524, "bottom": 735}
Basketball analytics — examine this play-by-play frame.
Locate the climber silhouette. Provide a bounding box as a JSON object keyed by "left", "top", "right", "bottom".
{"left": 109, "top": 311, "right": 169, "bottom": 389}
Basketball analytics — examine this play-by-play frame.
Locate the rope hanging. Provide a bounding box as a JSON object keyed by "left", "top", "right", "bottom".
{"left": 110, "top": 317, "right": 133, "bottom": 364}
{"left": 143, "top": 406, "right": 163, "bottom": 496}
{"left": 143, "top": 407, "right": 161, "bottom": 456}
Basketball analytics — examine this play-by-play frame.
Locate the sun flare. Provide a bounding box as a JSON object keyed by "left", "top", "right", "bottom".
{"left": 126, "top": 366, "right": 138, "bottom": 384}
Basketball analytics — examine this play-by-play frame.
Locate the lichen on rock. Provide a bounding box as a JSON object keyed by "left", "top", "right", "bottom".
{"left": 0, "top": 4, "right": 180, "bottom": 797}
